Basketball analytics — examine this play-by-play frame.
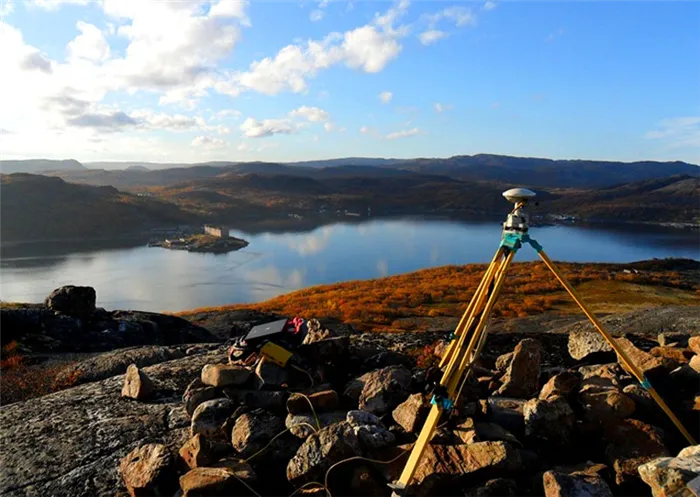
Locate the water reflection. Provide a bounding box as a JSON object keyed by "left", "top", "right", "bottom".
{"left": 1, "top": 218, "right": 697, "bottom": 312}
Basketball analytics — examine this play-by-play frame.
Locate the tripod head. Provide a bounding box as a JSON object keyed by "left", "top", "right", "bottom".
{"left": 502, "top": 188, "right": 536, "bottom": 235}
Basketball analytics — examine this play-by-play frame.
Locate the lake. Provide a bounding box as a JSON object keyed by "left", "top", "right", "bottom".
{"left": 1, "top": 218, "right": 698, "bottom": 312}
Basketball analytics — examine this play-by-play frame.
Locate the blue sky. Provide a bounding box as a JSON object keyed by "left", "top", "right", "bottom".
{"left": 0, "top": 0, "right": 698, "bottom": 164}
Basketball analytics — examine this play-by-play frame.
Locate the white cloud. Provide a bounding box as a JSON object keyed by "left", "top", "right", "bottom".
{"left": 483, "top": 1, "right": 497, "bottom": 11}
{"left": 324, "top": 122, "right": 345, "bottom": 132}
{"left": 192, "top": 135, "right": 226, "bottom": 148}
{"left": 1, "top": 0, "right": 15, "bottom": 16}
{"left": 645, "top": 117, "right": 700, "bottom": 149}
{"left": 434, "top": 102, "right": 452, "bottom": 113}
{"left": 442, "top": 6, "right": 476, "bottom": 27}
{"left": 67, "top": 21, "right": 110, "bottom": 62}
{"left": 215, "top": 109, "right": 242, "bottom": 120}
{"left": 378, "top": 91, "right": 392, "bottom": 104}
{"left": 419, "top": 29, "right": 446, "bottom": 45}
{"left": 233, "top": 1, "right": 408, "bottom": 96}
{"left": 360, "top": 125, "right": 370, "bottom": 134}
{"left": 289, "top": 105, "right": 329, "bottom": 122}
{"left": 385, "top": 127, "right": 419, "bottom": 140}
{"left": 310, "top": 9, "right": 324, "bottom": 22}
{"left": 240, "top": 117, "right": 300, "bottom": 138}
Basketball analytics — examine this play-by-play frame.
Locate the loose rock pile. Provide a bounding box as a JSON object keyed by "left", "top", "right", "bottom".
{"left": 119, "top": 324, "right": 700, "bottom": 497}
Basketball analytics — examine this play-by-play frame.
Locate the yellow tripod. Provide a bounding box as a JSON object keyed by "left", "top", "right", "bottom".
{"left": 391, "top": 188, "right": 696, "bottom": 494}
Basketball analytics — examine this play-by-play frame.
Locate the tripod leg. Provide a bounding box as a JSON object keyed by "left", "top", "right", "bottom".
{"left": 394, "top": 250, "right": 516, "bottom": 491}
{"left": 537, "top": 250, "right": 697, "bottom": 445}
{"left": 439, "top": 247, "right": 505, "bottom": 369}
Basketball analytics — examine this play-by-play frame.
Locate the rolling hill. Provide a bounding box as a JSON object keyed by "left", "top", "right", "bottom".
{"left": 44, "top": 155, "right": 699, "bottom": 191}
{"left": 0, "top": 159, "right": 86, "bottom": 174}
{"left": 0, "top": 174, "right": 196, "bottom": 242}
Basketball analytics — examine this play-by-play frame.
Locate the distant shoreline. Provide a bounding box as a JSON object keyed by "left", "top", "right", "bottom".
{"left": 1, "top": 214, "right": 698, "bottom": 248}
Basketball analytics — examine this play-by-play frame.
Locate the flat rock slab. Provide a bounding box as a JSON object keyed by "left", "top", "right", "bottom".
{"left": 0, "top": 350, "right": 223, "bottom": 497}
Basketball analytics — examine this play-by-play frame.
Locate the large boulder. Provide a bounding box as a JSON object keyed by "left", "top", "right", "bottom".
{"left": 497, "top": 338, "right": 542, "bottom": 398}
{"left": 254, "top": 358, "right": 290, "bottom": 389}
{"left": 408, "top": 441, "right": 523, "bottom": 495}
{"left": 392, "top": 393, "right": 430, "bottom": 434}
{"left": 119, "top": 443, "right": 174, "bottom": 497}
{"left": 286, "top": 422, "right": 363, "bottom": 486}
{"left": 524, "top": 396, "right": 576, "bottom": 449}
{"left": 45, "top": 285, "right": 96, "bottom": 315}
{"left": 224, "top": 389, "right": 290, "bottom": 411}
{"left": 346, "top": 365, "right": 412, "bottom": 415}
{"left": 121, "top": 364, "right": 154, "bottom": 401}
{"left": 688, "top": 337, "right": 700, "bottom": 355}
{"left": 605, "top": 419, "right": 669, "bottom": 486}
{"left": 231, "top": 409, "right": 286, "bottom": 459}
{"left": 179, "top": 434, "right": 225, "bottom": 470}
{"left": 638, "top": 445, "right": 700, "bottom": 497}
{"left": 543, "top": 470, "right": 613, "bottom": 497}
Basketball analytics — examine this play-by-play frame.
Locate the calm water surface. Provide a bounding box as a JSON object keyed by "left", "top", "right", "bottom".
{"left": 1, "top": 218, "right": 698, "bottom": 312}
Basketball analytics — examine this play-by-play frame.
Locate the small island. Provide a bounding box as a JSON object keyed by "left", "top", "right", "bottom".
{"left": 149, "top": 225, "right": 248, "bottom": 253}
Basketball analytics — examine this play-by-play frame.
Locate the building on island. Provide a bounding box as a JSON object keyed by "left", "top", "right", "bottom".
{"left": 204, "top": 225, "right": 229, "bottom": 238}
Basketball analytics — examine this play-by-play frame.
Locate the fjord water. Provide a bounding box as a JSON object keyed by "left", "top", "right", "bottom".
{"left": 1, "top": 218, "right": 698, "bottom": 312}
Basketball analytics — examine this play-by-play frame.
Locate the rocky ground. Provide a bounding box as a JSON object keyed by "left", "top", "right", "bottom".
{"left": 1, "top": 302, "right": 699, "bottom": 497}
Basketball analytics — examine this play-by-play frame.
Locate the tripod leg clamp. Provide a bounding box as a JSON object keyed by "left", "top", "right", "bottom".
{"left": 640, "top": 376, "right": 652, "bottom": 390}
{"left": 430, "top": 394, "right": 454, "bottom": 410}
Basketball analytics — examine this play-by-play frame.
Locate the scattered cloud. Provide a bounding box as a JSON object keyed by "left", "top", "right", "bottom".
{"left": 67, "top": 111, "right": 139, "bottom": 131}
{"left": 1, "top": 0, "right": 15, "bottom": 17}
{"left": 426, "top": 6, "right": 476, "bottom": 29}
{"left": 483, "top": 1, "right": 497, "bottom": 11}
{"left": 434, "top": 102, "right": 452, "bottom": 113}
{"left": 324, "top": 122, "right": 345, "bottom": 132}
{"left": 233, "top": 1, "right": 408, "bottom": 96}
{"left": 385, "top": 127, "right": 419, "bottom": 140}
{"left": 289, "top": 105, "right": 329, "bottom": 122}
{"left": 310, "top": 9, "right": 324, "bottom": 22}
{"left": 192, "top": 135, "right": 226, "bottom": 148}
{"left": 545, "top": 28, "right": 565, "bottom": 43}
{"left": 240, "top": 117, "right": 300, "bottom": 138}
{"left": 419, "top": 30, "right": 446, "bottom": 45}
{"left": 378, "top": 91, "right": 393, "bottom": 104}
{"left": 645, "top": 116, "right": 700, "bottom": 149}
{"left": 215, "top": 109, "right": 242, "bottom": 120}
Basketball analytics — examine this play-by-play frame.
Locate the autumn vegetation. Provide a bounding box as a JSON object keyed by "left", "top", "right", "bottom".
{"left": 182, "top": 259, "right": 700, "bottom": 332}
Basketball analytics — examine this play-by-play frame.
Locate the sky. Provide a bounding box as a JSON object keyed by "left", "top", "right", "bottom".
{"left": 0, "top": 0, "right": 698, "bottom": 165}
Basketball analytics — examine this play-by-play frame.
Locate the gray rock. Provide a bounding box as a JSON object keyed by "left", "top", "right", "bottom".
{"left": 286, "top": 411, "right": 347, "bottom": 438}
{"left": 467, "top": 478, "right": 520, "bottom": 497}
{"left": 495, "top": 352, "right": 513, "bottom": 372}
{"left": 638, "top": 445, "right": 700, "bottom": 497}
{"left": 568, "top": 329, "right": 613, "bottom": 361}
{"left": 287, "top": 421, "right": 362, "bottom": 486}
{"left": 354, "top": 365, "right": 413, "bottom": 415}
{"left": 474, "top": 422, "right": 523, "bottom": 448}
{"left": 254, "top": 358, "right": 290, "bottom": 389}
{"left": 231, "top": 409, "right": 285, "bottom": 459}
{"left": 524, "top": 396, "right": 576, "bottom": 448}
{"left": 223, "top": 389, "right": 289, "bottom": 411}
{"left": 121, "top": 364, "right": 154, "bottom": 401}
{"left": 56, "top": 345, "right": 186, "bottom": 387}
{"left": 580, "top": 390, "right": 636, "bottom": 423}
{"left": 487, "top": 397, "right": 526, "bottom": 434}
{"left": 190, "top": 398, "right": 237, "bottom": 441}
{"left": 286, "top": 390, "right": 339, "bottom": 414}
{"left": 346, "top": 409, "right": 382, "bottom": 427}
{"left": 539, "top": 371, "right": 580, "bottom": 400}
{"left": 179, "top": 461, "right": 256, "bottom": 497}
{"left": 354, "top": 423, "right": 396, "bottom": 450}
{"left": 45, "top": 285, "right": 96, "bottom": 316}
{"left": 183, "top": 379, "right": 218, "bottom": 417}
{"left": 497, "top": 338, "right": 542, "bottom": 398}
